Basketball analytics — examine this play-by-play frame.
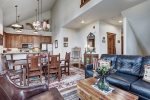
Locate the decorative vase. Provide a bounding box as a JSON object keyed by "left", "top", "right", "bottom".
{"left": 97, "top": 76, "right": 109, "bottom": 91}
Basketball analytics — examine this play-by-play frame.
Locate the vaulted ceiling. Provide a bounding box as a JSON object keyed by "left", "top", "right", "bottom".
{"left": 0, "top": 0, "right": 56, "bottom": 27}
{"left": 64, "top": 0, "right": 146, "bottom": 29}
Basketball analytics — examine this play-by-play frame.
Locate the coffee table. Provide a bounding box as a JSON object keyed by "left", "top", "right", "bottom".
{"left": 77, "top": 78, "right": 138, "bottom": 100}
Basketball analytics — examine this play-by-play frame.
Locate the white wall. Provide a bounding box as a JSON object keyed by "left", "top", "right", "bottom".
{"left": 122, "top": 0, "right": 150, "bottom": 55}
{"left": 78, "top": 21, "right": 121, "bottom": 58}
{"left": 123, "top": 18, "right": 143, "bottom": 55}
{"left": 0, "top": 8, "right": 3, "bottom": 72}
{"left": 53, "top": 28, "right": 79, "bottom": 58}
{"left": 77, "top": 21, "right": 100, "bottom": 58}
{"left": 99, "top": 21, "right": 121, "bottom": 55}
{"left": 51, "top": 0, "right": 102, "bottom": 57}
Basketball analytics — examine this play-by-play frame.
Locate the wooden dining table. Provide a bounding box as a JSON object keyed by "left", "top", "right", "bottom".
{"left": 4, "top": 53, "right": 65, "bottom": 86}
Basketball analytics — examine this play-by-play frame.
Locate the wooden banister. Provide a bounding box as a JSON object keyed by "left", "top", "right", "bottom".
{"left": 80, "top": 0, "right": 90, "bottom": 8}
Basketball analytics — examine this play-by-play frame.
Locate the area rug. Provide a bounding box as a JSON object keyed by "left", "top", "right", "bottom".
{"left": 48, "top": 66, "right": 85, "bottom": 92}
{"left": 28, "top": 66, "right": 84, "bottom": 99}
{"left": 15, "top": 66, "right": 84, "bottom": 100}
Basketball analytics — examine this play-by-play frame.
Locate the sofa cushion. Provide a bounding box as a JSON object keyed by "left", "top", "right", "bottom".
{"left": 131, "top": 79, "right": 150, "bottom": 99}
{"left": 116, "top": 55, "right": 142, "bottom": 76}
{"left": 106, "top": 72, "right": 139, "bottom": 90}
{"left": 85, "top": 70, "right": 93, "bottom": 78}
{"left": 101, "top": 54, "right": 117, "bottom": 69}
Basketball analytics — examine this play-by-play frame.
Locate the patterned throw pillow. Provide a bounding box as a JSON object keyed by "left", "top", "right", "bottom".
{"left": 99, "top": 59, "right": 111, "bottom": 69}
{"left": 93, "top": 59, "right": 111, "bottom": 70}
{"left": 143, "top": 65, "right": 150, "bottom": 83}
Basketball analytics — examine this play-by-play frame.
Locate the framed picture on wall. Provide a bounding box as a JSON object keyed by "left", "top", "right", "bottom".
{"left": 64, "top": 37, "right": 68, "bottom": 42}
{"left": 55, "top": 40, "right": 58, "bottom": 48}
{"left": 0, "top": 34, "right": 3, "bottom": 45}
{"left": 64, "top": 43, "right": 68, "bottom": 47}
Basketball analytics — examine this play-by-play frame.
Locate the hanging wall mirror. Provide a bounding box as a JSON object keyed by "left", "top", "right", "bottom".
{"left": 87, "top": 32, "right": 95, "bottom": 52}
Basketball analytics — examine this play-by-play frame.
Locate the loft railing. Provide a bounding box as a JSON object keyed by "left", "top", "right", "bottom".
{"left": 80, "top": 0, "right": 90, "bottom": 8}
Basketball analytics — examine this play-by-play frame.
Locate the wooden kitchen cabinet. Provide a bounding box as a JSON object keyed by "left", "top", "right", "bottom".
{"left": 21, "top": 35, "right": 28, "bottom": 43}
{"left": 4, "top": 33, "right": 52, "bottom": 48}
{"left": 33, "top": 36, "right": 40, "bottom": 47}
{"left": 27, "top": 35, "right": 33, "bottom": 43}
{"left": 40, "top": 36, "right": 51, "bottom": 43}
{"left": 5, "top": 34, "right": 11, "bottom": 48}
{"left": 5, "top": 34, "right": 22, "bottom": 48}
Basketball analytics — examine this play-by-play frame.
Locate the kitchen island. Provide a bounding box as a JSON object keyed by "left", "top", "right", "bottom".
{"left": 3, "top": 52, "right": 43, "bottom": 61}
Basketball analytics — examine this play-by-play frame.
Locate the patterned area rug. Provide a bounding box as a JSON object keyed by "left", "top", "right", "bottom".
{"left": 28, "top": 66, "right": 85, "bottom": 100}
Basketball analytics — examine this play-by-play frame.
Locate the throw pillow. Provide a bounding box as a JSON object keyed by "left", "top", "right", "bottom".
{"left": 98, "top": 59, "right": 111, "bottom": 69}
{"left": 143, "top": 65, "right": 150, "bottom": 83}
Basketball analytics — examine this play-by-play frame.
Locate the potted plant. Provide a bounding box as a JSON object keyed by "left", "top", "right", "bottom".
{"left": 96, "top": 65, "right": 111, "bottom": 91}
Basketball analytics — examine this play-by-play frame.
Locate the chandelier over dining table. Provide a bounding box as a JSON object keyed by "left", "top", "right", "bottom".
{"left": 33, "top": 0, "right": 50, "bottom": 31}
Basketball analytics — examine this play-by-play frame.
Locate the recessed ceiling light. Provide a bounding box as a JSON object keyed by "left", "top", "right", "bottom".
{"left": 118, "top": 20, "right": 123, "bottom": 23}
{"left": 81, "top": 20, "right": 85, "bottom": 24}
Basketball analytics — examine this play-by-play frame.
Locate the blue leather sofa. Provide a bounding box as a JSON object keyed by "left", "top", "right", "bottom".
{"left": 85, "top": 54, "right": 150, "bottom": 100}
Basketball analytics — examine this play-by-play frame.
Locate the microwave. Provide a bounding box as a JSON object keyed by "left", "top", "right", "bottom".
{"left": 22, "top": 43, "right": 33, "bottom": 49}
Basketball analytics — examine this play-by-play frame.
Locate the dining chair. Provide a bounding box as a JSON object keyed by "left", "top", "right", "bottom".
{"left": 71, "top": 47, "right": 82, "bottom": 68}
{"left": 27, "top": 54, "right": 43, "bottom": 85}
{"left": 48, "top": 54, "right": 61, "bottom": 83}
{"left": 60, "top": 52, "right": 70, "bottom": 76}
{"left": 39, "top": 52, "right": 48, "bottom": 76}
{"left": 1, "top": 55, "right": 23, "bottom": 85}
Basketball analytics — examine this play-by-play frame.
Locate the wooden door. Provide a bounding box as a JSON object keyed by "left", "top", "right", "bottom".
{"left": 107, "top": 32, "right": 116, "bottom": 54}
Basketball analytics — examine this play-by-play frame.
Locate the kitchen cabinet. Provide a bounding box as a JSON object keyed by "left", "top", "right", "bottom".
{"left": 40, "top": 36, "right": 51, "bottom": 43}
{"left": 33, "top": 36, "right": 40, "bottom": 47}
{"left": 4, "top": 33, "right": 52, "bottom": 48}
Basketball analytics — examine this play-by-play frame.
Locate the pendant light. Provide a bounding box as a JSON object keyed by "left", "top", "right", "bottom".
{"left": 33, "top": 0, "right": 42, "bottom": 31}
{"left": 16, "top": 16, "right": 22, "bottom": 32}
{"left": 11, "top": 5, "right": 22, "bottom": 28}
{"left": 33, "top": 0, "right": 50, "bottom": 31}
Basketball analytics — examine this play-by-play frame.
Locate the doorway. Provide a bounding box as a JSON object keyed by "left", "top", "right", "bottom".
{"left": 107, "top": 32, "right": 116, "bottom": 54}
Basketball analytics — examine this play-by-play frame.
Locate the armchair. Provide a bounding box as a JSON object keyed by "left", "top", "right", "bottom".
{"left": 0, "top": 72, "right": 63, "bottom": 100}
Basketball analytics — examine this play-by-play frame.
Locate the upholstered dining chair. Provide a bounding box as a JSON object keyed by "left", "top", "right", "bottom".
{"left": 27, "top": 54, "right": 43, "bottom": 85}
{"left": 60, "top": 52, "right": 70, "bottom": 76}
{"left": 1, "top": 55, "right": 23, "bottom": 85}
{"left": 48, "top": 54, "right": 61, "bottom": 83}
{"left": 71, "top": 47, "right": 82, "bottom": 68}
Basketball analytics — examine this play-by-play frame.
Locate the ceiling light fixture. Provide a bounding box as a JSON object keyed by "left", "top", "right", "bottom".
{"left": 118, "top": 20, "right": 123, "bottom": 23}
{"left": 33, "top": 0, "right": 50, "bottom": 32}
{"left": 11, "top": 5, "right": 22, "bottom": 28}
{"left": 33, "top": 0, "right": 41, "bottom": 31}
{"left": 81, "top": 20, "right": 85, "bottom": 24}
{"left": 15, "top": 16, "right": 23, "bottom": 32}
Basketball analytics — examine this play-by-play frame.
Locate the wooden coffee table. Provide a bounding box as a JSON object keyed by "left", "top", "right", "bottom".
{"left": 77, "top": 78, "right": 138, "bottom": 100}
